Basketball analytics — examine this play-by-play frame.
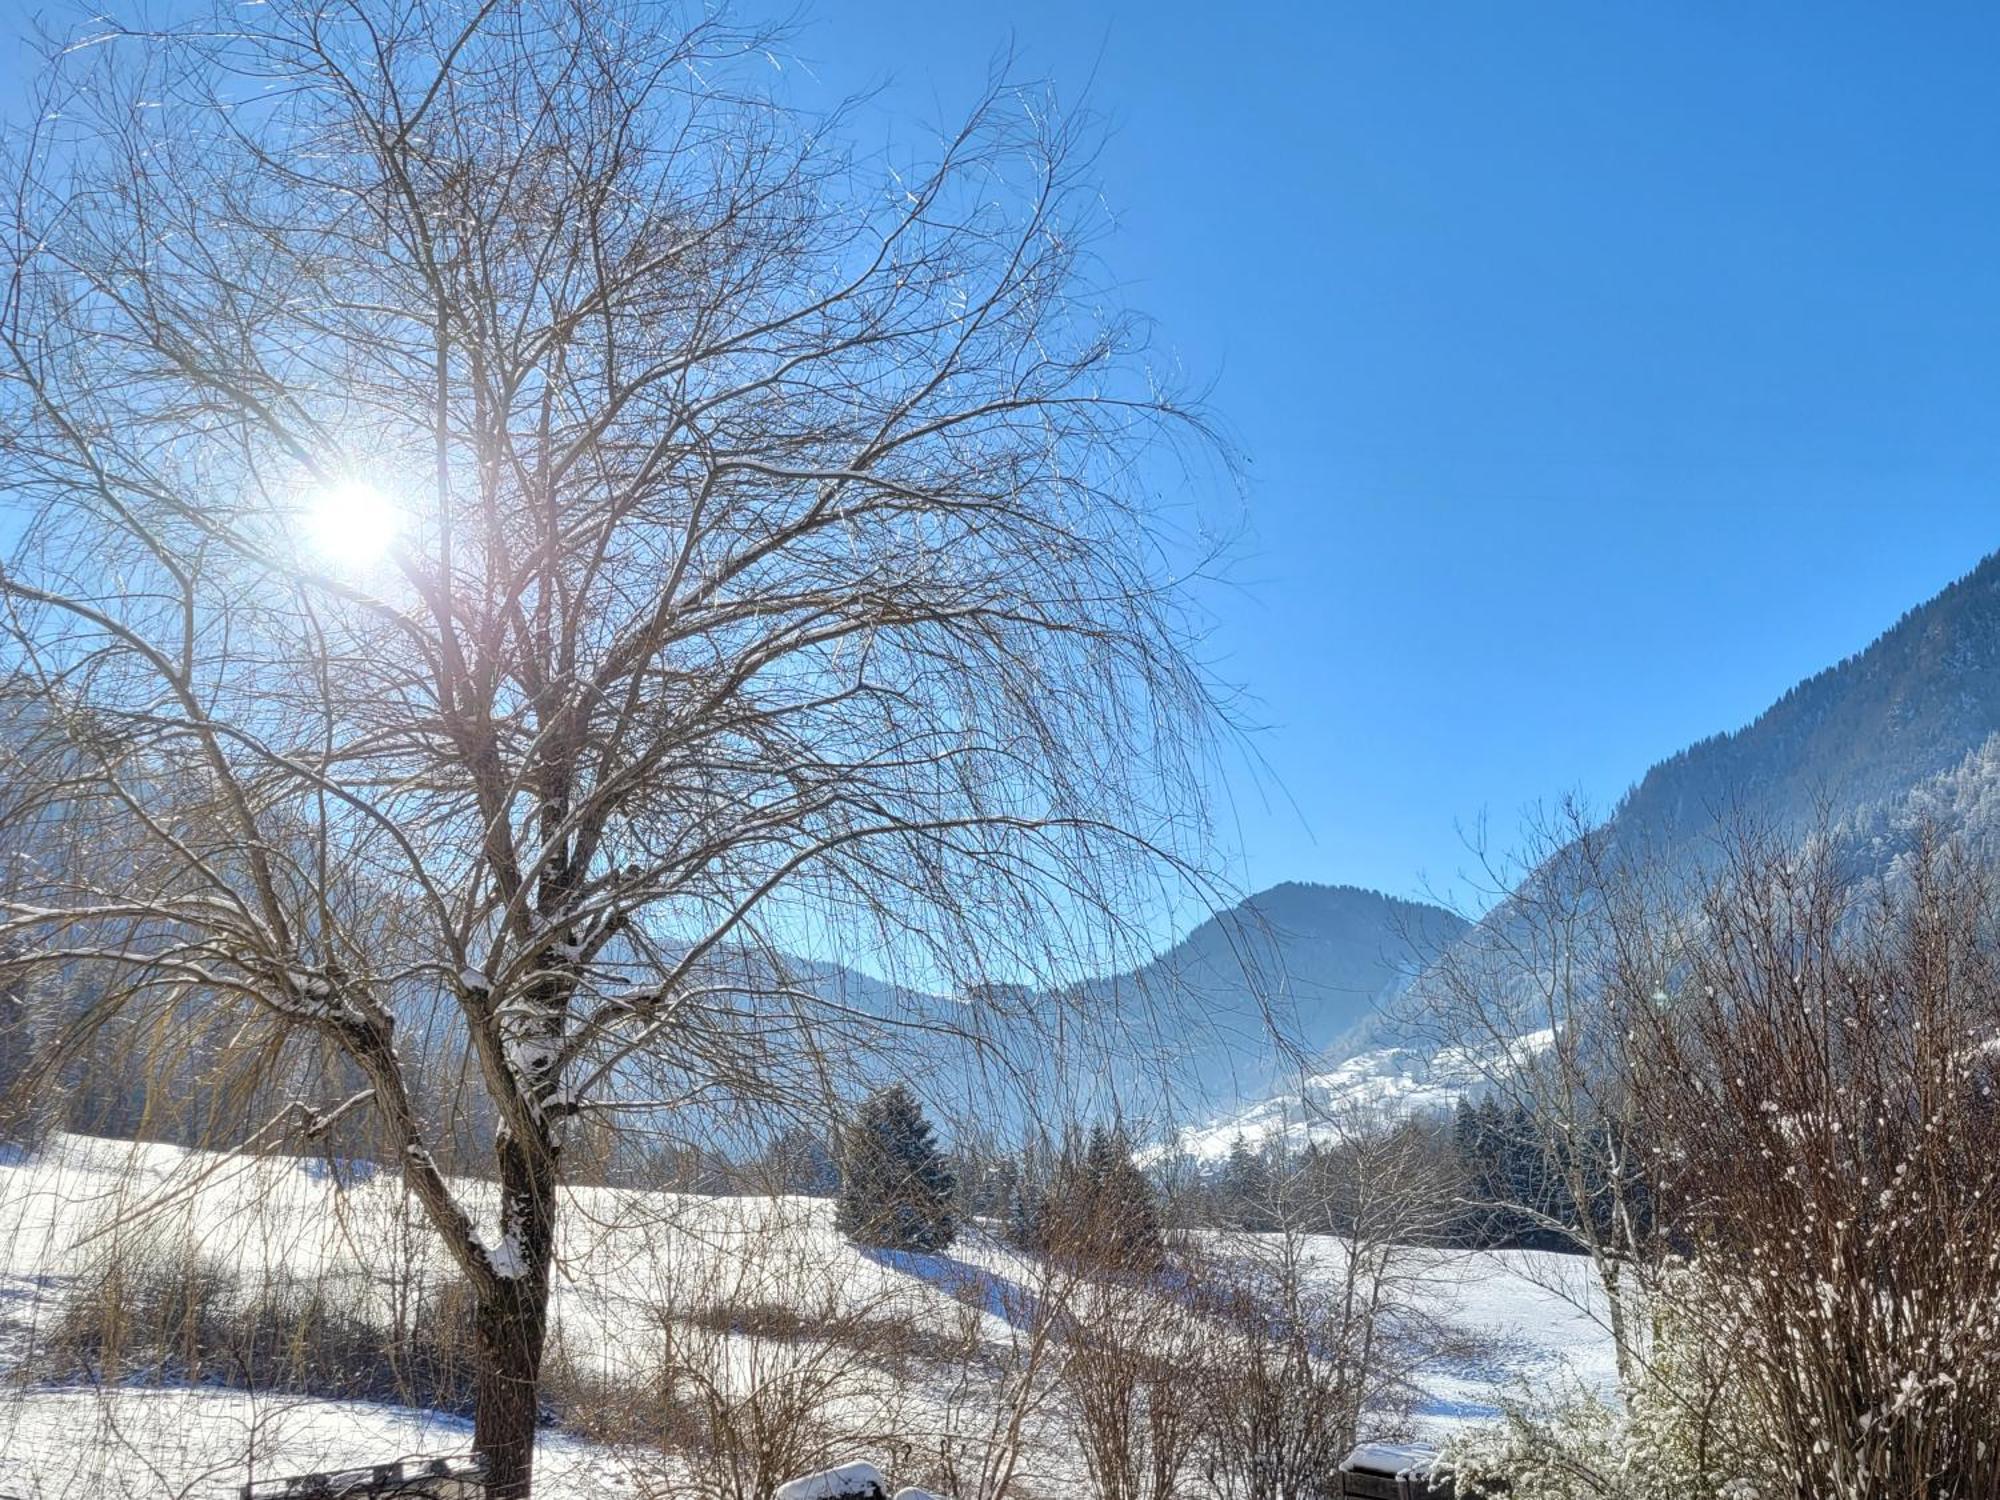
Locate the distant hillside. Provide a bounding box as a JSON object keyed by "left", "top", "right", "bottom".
{"left": 1608, "top": 549, "right": 2000, "bottom": 864}
{"left": 1187, "top": 549, "right": 2000, "bottom": 1152}
{"left": 1083, "top": 882, "right": 1467, "bottom": 1112}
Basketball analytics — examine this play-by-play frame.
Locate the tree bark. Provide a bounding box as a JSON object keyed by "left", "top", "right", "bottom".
{"left": 473, "top": 1128, "right": 558, "bottom": 1499}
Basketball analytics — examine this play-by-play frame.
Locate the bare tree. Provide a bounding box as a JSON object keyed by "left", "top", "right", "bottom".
{"left": 0, "top": 2, "right": 1225, "bottom": 1491}
{"left": 1415, "top": 802, "right": 1669, "bottom": 1383}
{"left": 1197, "top": 1106, "right": 1458, "bottom": 1500}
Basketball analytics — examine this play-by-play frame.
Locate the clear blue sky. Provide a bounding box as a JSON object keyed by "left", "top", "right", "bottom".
{"left": 6, "top": 6, "right": 1995, "bottom": 917}
{"left": 786, "top": 2, "right": 2000, "bottom": 910}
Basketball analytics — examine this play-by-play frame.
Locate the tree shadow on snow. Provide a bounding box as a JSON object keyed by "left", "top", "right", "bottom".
{"left": 860, "top": 1246, "right": 1041, "bottom": 1334}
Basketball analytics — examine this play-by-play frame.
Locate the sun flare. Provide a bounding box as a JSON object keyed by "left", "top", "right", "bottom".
{"left": 303, "top": 480, "right": 402, "bottom": 568}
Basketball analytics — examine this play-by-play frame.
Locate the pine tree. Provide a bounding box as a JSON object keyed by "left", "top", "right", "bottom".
{"left": 1087, "top": 1124, "right": 1165, "bottom": 1265}
{"left": 1451, "top": 1097, "right": 1480, "bottom": 1161}
{"left": 1005, "top": 1137, "right": 1054, "bottom": 1250}
{"left": 1033, "top": 1122, "right": 1163, "bottom": 1269}
{"left": 0, "top": 956, "right": 29, "bottom": 1151}
{"left": 1451, "top": 1095, "right": 1514, "bottom": 1249}
{"left": 835, "top": 1085, "right": 958, "bottom": 1252}
{"left": 1005, "top": 1174, "right": 1042, "bottom": 1250}
{"left": 1223, "top": 1134, "right": 1279, "bottom": 1232}
{"left": 958, "top": 1151, "right": 1020, "bottom": 1221}
{"left": 766, "top": 1126, "right": 839, "bottom": 1197}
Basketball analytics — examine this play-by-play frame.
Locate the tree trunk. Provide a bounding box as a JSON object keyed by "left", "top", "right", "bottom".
{"left": 474, "top": 1129, "right": 558, "bottom": 1499}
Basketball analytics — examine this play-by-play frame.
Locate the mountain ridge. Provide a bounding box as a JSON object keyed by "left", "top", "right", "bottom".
{"left": 1181, "top": 547, "right": 2000, "bottom": 1153}
{"left": 1084, "top": 881, "right": 1467, "bottom": 1109}
{"left": 1608, "top": 548, "right": 2000, "bottom": 860}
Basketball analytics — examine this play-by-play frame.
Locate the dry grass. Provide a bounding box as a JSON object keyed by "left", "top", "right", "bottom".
{"left": 34, "top": 1221, "right": 483, "bottom": 1416}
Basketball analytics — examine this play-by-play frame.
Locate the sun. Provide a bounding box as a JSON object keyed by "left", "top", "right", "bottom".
{"left": 303, "top": 479, "right": 402, "bottom": 569}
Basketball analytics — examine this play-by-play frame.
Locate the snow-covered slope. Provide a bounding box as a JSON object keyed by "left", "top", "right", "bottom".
{"left": 0, "top": 1134, "right": 1615, "bottom": 1495}
{"left": 1168, "top": 1032, "right": 1555, "bottom": 1161}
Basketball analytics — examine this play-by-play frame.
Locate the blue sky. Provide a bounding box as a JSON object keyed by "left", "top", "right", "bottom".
{"left": 787, "top": 2, "right": 2000, "bottom": 909}
{"left": 4, "top": 6, "right": 1994, "bottom": 919}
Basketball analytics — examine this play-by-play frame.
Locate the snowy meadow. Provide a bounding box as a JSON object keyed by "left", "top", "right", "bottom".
{"left": 0, "top": 1133, "right": 1616, "bottom": 1497}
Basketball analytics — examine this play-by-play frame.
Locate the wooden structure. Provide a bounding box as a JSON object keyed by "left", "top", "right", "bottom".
{"left": 238, "top": 1455, "right": 485, "bottom": 1499}
{"left": 1339, "top": 1442, "right": 1454, "bottom": 1500}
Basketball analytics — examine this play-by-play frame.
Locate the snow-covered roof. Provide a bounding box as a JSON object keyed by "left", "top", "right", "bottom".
{"left": 773, "top": 1461, "right": 888, "bottom": 1500}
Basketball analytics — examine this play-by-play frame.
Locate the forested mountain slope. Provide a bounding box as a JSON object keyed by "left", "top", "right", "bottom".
{"left": 1191, "top": 550, "right": 2000, "bottom": 1149}
{"left": 1609, "top": 549, "right": 2000, "bottom": 863}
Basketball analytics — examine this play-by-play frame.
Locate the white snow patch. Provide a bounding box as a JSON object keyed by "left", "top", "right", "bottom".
{"left": 507, "top": 1039, "right": 558, "bottom": 1075}
{"left": 0, "top": 1387, "right": 642, "bottom": 1500}
{"left": 1166, "top": 1029, "right": 1560, "bottom": 1163}
{"left": 482, "top": 1225, "right": 527, "bottom": 1279}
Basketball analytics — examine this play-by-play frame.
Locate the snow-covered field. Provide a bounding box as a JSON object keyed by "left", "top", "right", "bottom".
{"left": 0, "top": 1388, "right": 640, "bottom": 1500}
{"left": 0, "top": 1135, "right": 1616, "bottom": 1497}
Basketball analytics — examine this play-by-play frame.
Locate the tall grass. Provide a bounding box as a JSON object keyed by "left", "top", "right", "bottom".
{"left": 36, "top": 1219, "right": 480, "bottom": 1414}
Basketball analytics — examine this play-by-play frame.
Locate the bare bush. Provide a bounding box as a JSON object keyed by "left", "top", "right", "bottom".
{"left": 608, "top": 1218, "right": 924, "bottom": 1500}
{"left": 39, "top": 1217, "right": 481, "bottom": 1415}
{"left": 1196, "top": 1112, "right": 1456, "bottom": 1500}
{"left": 909, "top": 1251, "right": 1086, "bottom": 1500}
{"left": 1060, "top": 1278, "right": 1208, "bottom": 1500}
{"left": 1624, "top": 831, "right": 2000, "bottom": 1500}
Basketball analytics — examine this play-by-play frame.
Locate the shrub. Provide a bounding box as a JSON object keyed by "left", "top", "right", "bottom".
{"left": 1441, "top": 1288, "right": 1776, "bottom": 1500}
{"left": 1059, "top": 1278, "right": 1207, "bottom": 1500}
{"left": 40, "top": 1223, "right": 481, "bottom": 1415}
{"left": 1624, "top": 835, "right": 2000, "bottom": 1499}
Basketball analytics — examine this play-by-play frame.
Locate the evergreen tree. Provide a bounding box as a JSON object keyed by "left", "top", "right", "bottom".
{"left": 1006, "top": 1171, "right": 1045, "bottom": 1251}
{"left": 1505, "top": 1103, "right": 1541, "bottom": 1246}
{"left": 1087, "top": 1124, "right": 1164, "bottom": 1263}
{"left": 0, "top": 954, "right": 29, "bottom": 1151}
{"left": 835, "top": 1085, "right": 958, "bottom": 1252}
{"left": 1033, "top": 1122, "right": 1163, "bottom": 1269}
{"left": 1451, "top": 1097, "right": 1480, "bottom": 1162}
{"left": 1222, "top": 1134, "right": 1279, "bottom": 1231}
{"left": 765, "top": 1126, "right": 839, "bottom": 1197}
{"left": 1005, "top": 1137, "right": 1055, "bottom": 1250}
{"left": 957, "top": 1151, "right": 1020, "bottom": 1221}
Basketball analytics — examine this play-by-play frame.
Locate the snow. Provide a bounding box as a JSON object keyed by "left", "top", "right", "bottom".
{"left": 482, "top": 1223, "right": 528, "bottom": 1279}
{"left": 507, "top": 1038, "right": 558, "bottom": 1069}
{"left": 1168, "top": 1030, "right": 1560, "bottom": 1162}
{"left": 0, "top": 1132, "right": 1619, "bottom": 1488}
{"left": 1343, "top": 1441, "right": 1448, "bottom": 1477}
{"left": 1399, "top": 1244, "right": 1620, "bottom": 1429}
{"left": 0, "top": 1386, "right": 643, "bottom": 1500}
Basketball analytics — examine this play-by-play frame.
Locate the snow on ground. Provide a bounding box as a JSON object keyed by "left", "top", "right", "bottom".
{"left": 0, "top": 1387, "right": 651, "bottom": 1500}
{"left": 1402, "top": 1245, "right": 1619, "bottom": 1430}
{"left": 0, "top": 1134, "right": 1616, "bottom": 1495}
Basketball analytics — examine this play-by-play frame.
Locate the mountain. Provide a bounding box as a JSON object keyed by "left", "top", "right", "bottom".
{"left": 1183, "top": 550, "right": 2000, "bottom": 1155}
{"left": 1081, "top": 883, "right": 1467, "bottom": 1115}
{"left": 1606, "top": 549, "right": 2000, "bottom": 867}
